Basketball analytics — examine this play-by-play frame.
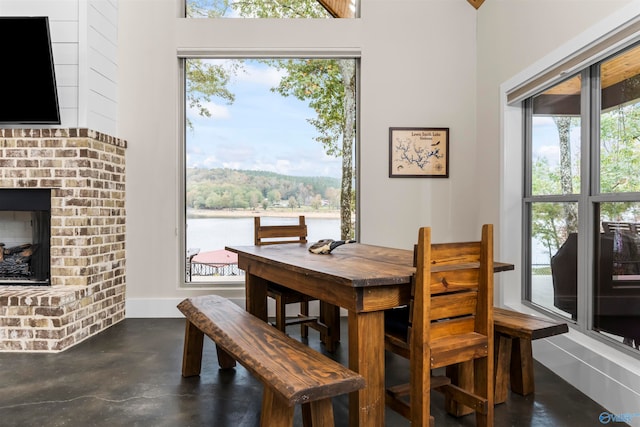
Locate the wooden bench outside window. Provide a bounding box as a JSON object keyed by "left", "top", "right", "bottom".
{"left": 178, "top": 295, "right": 365, "bottom": 427}
{"left": 493, "top": 307, "right": 569, "bottom": 404}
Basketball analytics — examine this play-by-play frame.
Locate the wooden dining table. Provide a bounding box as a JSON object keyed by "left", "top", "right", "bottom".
{"left": 226, "top": 242, "right": 514, "bottom": 427}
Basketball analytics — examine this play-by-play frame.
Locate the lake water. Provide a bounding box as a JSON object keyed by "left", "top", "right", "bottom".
{"left": 186, "top": 216, "right": 341, "bottom": 253}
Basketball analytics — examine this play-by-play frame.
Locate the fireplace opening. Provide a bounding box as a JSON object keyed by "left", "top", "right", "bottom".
{"left": 0, "top": 189, "right": 51, "bottom": 285}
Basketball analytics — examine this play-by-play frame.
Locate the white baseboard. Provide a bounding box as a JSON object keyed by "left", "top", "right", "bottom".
{"left": 125, "top": 297, "right": 347, "bottom": 318}
{"left": 126, "top": 297, "right": 244, "bottom": 318}
{"left": 534, "top": 332, "right": 640, "bottom": 427}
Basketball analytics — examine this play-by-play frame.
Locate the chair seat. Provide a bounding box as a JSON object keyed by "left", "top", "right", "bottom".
{"left": 386, "top": 328, "right": 489, "bottom": 368}
{"left": 431, "top": 332, "right": 489, "bottom": 368}
{"left": 385, "top": 305, "right": 489, "bottom": 366}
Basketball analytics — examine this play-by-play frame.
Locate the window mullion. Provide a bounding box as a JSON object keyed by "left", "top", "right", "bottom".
{"left": 578, "top": 67, "right": 596, "bottom": 331}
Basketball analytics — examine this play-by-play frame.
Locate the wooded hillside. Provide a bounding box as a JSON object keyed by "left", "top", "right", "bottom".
{"left": 186, "top": 168, "right": 341, "bottom": 210}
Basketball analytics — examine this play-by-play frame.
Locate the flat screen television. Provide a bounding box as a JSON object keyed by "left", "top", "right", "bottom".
{"left": 0, "top": 16, "right": 61, "bottom": 125}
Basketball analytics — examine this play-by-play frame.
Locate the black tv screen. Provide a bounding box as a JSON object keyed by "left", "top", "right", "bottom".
{"left": 0, "top": 16, "right": 61, "bottom": 125}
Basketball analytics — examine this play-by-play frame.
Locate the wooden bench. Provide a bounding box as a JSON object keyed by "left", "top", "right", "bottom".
{"left": 178, "top": 295, "right": 365, "bottom": 427}
{"left": 493, "top": 307, "right": 569, "bottom": 404}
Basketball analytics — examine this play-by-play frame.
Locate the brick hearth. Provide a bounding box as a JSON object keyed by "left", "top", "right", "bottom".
{"left": 0, "top": 128, "right": 126, "bottom": 352}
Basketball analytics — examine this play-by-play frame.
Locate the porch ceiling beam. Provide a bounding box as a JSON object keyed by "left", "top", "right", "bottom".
{"left": 317, "top": 0, "right": 354, "bottom": 18}
{"left": 467, "top": 0, "right": 485, "bottom": 9}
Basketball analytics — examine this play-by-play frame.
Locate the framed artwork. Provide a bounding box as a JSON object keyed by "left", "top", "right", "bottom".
{"left": 389, "top": 127, "right": 449, "bottom": 178}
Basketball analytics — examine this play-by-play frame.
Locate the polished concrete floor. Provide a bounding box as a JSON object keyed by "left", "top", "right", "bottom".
{"left": 0, "top": 318, "right": 622, "bottom": 427}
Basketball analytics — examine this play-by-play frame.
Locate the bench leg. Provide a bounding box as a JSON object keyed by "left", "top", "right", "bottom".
{"left": 494, "top": 333, "right": 512, "bottom": 404}
{"left": 215, "top": 344, "right": 237, "bottom": 369}
{"left": 510, "top": 337, "right": 535, "bottom": 396}
{"left": 182, "top": 320, "right": 204, "bottom": 377}
{"left": 260, "top": 387, "right": 294, "bottom": 427}
{"left": 302, "top": 398, "right": 335, "bottom": 427}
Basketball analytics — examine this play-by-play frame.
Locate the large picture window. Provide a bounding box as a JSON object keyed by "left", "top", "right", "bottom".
{"left": 182, "top": 57, "right": 358, "bottom": 285}
{"left": 524, "top": 43, "right": 640, "bottom": 353}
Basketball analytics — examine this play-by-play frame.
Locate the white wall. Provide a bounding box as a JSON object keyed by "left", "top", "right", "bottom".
{"left": 477, "top": 1, "right": 640, "bottom": 424}
{"left": 84, "top": 0, "right": 119, "bottom": 134}
{"left": 118, "top": 0, "right": 479, "bottom": 314}
{"left": 0, "top": 0, "right": 118, "bottom": 135}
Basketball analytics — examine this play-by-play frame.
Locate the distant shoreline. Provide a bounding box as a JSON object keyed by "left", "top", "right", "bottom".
{"left": 187, "top": 208, "right": 340, "bottom": 219}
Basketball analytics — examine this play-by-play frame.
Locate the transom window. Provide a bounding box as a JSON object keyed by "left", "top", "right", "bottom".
{"left": 185, "top": 0, "right": 357, "bottom": 18}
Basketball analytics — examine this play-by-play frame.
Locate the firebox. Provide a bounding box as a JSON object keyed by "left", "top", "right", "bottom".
{"left": 0, "top": 188, "right": 51, "bottom": 285}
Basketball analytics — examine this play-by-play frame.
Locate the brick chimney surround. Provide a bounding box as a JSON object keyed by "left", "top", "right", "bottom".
{"left": 0, "top": 128, "right": 126, "bottom": 352}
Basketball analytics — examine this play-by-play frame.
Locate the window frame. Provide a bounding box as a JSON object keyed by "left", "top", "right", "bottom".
{"left": 522, "top": 45, "right": 640, "bottom": 357}
{"left": 178, "top": 53, "right": 361, "bottom": 288}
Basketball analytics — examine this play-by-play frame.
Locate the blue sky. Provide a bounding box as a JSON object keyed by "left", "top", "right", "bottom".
{"left": 532, "top": 116, "right": 581, "bottom": 167}
{"left": 186, "top": 59, "right": 343, "bottom": 178}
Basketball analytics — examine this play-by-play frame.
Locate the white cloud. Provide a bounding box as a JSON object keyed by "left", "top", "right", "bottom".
{"left": 222, "top": 161, "right": 242, "bottom": 169}
{"left": 188, "top": 101, "right": 231, "bottom": 120}
{"left": 533, "top": 144, "right": 560, "bottom": 166}
{"left": 188, "top": 154, "right": 218, "bottom": 169}
{"left": 275, "top": 159, "right": 292, "bottom": 172}
{"left": 238, "top": 63, "right": 286, "bottom": 87}
{"left": 249, "top": 158, "right": 292, "bottom": 174}
{"left": 533, "top": 116, "right": 557, "bottom": 126}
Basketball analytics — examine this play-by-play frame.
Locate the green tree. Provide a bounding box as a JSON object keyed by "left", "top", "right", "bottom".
{"left": 311, "top": 194, "right": 322, "bottom": 210}
{"left": 325, "top": 187, "right": 340, "bottom": 209}
{"left": 288, "top": 196, "right": 297, "bottom": 210}
{"left": 272, "top": 58, "right": 356, "bottom": 239}
{"left": 185, "top": 0, "right": 356, "bottom": 240}
{"left": 248, "top": 190, "right": 262, "bottom": 209}
{"left": 267, "top": 189, "right": 281, "bottom": 204}
{"left": 600, "top": 105, "right": 640, "bottom": 193}
{"left": 554, "top": 116, "right": 578, "bottom": 232}
{"left": 185, "top": 59, "right": 237, "bottom": 130}
{"left": 532, "top": 102, "right": 640, "bottom": 258}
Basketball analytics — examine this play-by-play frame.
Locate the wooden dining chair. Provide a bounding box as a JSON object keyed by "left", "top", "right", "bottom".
{"left": 254, "top": 216, "right": 340, "bottom": 351}
{"left": 384, "top": 224, "right": 494, "bottom": 426}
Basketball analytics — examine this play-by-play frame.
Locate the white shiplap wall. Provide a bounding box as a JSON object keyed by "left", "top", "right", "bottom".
{"left": 85, "top": 0, "right": 118, "bottom": 134}
{"left": 0, "top": 0, "right": 118, "bottom": 135}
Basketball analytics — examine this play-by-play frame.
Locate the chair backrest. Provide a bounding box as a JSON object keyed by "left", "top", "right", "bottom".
{"left": 254, "top": 216, "right": 308, "bottom": 246}
{"left": 410, "top": 224, "right": 494, "bottom": 368}
{"left": 603, "top": 221, "right": 639, "bottom": 235}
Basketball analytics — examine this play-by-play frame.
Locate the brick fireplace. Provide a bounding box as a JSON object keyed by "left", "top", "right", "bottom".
{"left": 0, "top": 128, "right": 126, "bottom": 352}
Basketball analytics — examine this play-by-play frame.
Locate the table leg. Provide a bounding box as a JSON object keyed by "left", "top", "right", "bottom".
{"left": 320, "top": 301, "right": 340, "bottom": 352}
{"left": 245, "top": 272, "right": 269, "bottom": 321}
{"left": 348, "top": 310, "right": 385, "bottom": 427}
